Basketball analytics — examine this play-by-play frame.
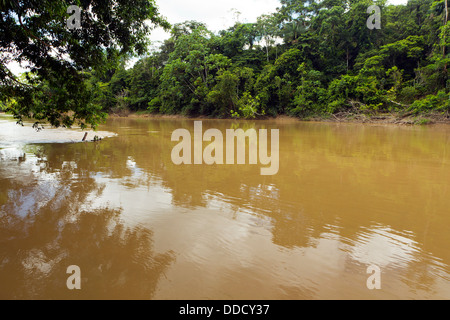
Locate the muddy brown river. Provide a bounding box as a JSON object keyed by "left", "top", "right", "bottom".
{"left": 0, "top": 115, "right": 449, "bottom": 300}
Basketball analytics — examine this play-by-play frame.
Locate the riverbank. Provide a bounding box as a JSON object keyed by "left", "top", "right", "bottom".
{"left": 309, "top": 111, "right": 450, "bottom": 125}
{"left": 108, "top": 110, "right": 450, "bottom": 126}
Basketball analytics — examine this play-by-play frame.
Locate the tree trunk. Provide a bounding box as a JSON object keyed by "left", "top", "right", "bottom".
{"left": 444, "top": 0, "right": 448, "bottom": 46}
{"left": 444, "top": 0, "right": 448, "bottom": 74}
{"left": 346, "top": 47, "right": 349, "bottom": 74}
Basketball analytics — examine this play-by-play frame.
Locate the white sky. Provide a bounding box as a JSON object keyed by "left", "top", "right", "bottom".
{"left": 8, "top": 0, "right": 409, "bottom": 75}
{"left": 149, "top": 0, "right": 281, "bottom": 45}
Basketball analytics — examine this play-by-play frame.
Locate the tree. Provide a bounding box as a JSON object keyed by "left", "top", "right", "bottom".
{"left": 127, "top": 55, "right": 164, "bottom": 110}
{"left": 256, "top": 14, "right": 279, "bottom": 62}
{"left": 66, "top": 0, "right": 450, "bottom": 119}
{"left": 158, "top": 24, "right": 231, "bottom": 115}
{"left": 0, "top": 0, "right": 170, "bottom": 128}
{"left": 276, "top": 0, "right": 314, "bottom": 44}
{"left": 217, "top": 23, "right": 258, "bottom": 59}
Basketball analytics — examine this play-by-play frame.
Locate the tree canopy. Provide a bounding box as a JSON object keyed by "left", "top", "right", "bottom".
{"left": 2, "top": 0, "right": 450, "bottom": 125}
{"left": 0, "top": 0, "right": 169, "bottom": 128}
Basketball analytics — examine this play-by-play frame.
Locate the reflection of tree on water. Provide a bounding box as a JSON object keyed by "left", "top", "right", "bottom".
{"left": 0, "top": 147, "right": 174, "bottom": 300}
{"left": 98, "top": 118, "right": 450, "bottom": 296}
{"left": 77, "top": 119, "right": 450, "bottom": 253}
{"left": 2, "top": 119, "right": 448, "bottom": 298}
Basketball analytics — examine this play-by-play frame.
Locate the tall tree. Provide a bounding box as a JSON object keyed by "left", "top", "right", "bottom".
{"left": 0, "top": 0, "right": 170, "bottom": 128}
{"left": 256, "top": 14, "right": 278, "bottom": 62}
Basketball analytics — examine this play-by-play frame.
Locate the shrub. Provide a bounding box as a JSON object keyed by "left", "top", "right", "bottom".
{"left": 148, "top": 97, "right": 162, "bottom": 113}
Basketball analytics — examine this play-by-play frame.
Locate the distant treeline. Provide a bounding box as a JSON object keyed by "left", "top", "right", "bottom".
{"left": 87, "top": 0, "right": 450, "bottom": 119}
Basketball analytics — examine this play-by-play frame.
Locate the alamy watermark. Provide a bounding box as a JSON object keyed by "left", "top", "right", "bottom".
{"left": 367, "top": 5, "right": 381, "bottom": 30}
{"left": 67, "top": 5, "right": 82, "bottom": 30}
{"left": 171, "top": 121, "right": 279, "bottom": 176}
{"left": 366, "top": 265, "right": 382, "bottom": 290}
{"left": 66, "top": 265, "right": 81, "bottom": 290}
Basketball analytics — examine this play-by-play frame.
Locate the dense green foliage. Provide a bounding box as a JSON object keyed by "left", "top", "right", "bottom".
{"left": 0, "top": 0, "right": 169, "bottom": 128}
{"left": 94, "top": 0, "right": 450, "bottom": 119}
{"left": 3, "top": 0, "right": 450, "bottom": 123}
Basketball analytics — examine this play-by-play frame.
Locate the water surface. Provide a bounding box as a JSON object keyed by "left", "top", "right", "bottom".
{"left": 0, "top": 115, "right": 449, "bottom": 299}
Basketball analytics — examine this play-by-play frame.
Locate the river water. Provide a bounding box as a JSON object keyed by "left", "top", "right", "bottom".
{"left": 0, "top": 115, "right": 449, "bottom": 300}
